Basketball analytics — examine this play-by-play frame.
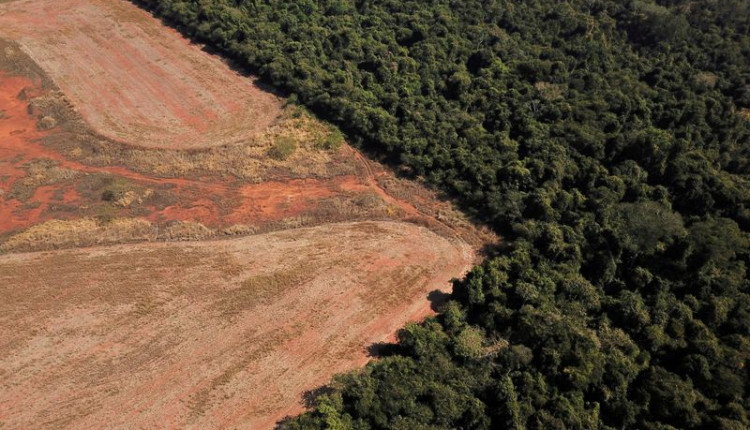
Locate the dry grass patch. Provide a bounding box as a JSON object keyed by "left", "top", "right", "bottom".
{"left": 8, "top": 159, "right": 80, "bottom": 201}
{"left": 0, "top": 218, "right": 230, "bottom": 253}
{"left": 27, "top": 91, "right": 77, "bottom": 127}
{"left": 0, "top": 218, "right": 155, "bottom": 252}
{"left": 161, "top": 221, "right": 214, "bottom": 241}
{"left": 268, "top": 136, "right": 298, "bottom": 161}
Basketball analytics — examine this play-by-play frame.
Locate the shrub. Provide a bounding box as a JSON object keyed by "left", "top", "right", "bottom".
{"left": 38, "top": 115, "right": 57, "bottom": 130}
{"left": 268, "top": 136, "right": 297, "bottom": 160}
{"left": 315, "top": 130, "right": 344, "bottom": 151}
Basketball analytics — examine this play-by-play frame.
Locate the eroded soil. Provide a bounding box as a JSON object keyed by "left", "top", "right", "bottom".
{"left": 0, "top": 72, "right": 490, "bottom": 251}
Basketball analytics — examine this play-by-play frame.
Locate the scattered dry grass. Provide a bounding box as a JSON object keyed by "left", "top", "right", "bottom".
{"left": 306, "top": 192, "right": 394, "bottom": 222}
{"left": 375, "top": 174, "right": 496, "bottom": 247}
{"left": 0, "top": 218, "right": 154, "bottom": 252}
{"left": 8, "top": 159, "right": 80, "bottom": 201}
{"left": 40, "top": 100, "right": 355, "bottom": 182}
{"left": 27, "top": 91, "right": 77, "bottom": 126}
{"left": 161, "top": 221, "right": 214, "bottom": 241}
{"left": 221, "top": 224, "right": 259, "bottom": 236}
{"left": 0, "top": 218, "right": 238, "bottom": 253}
{"left": 83, "top": 175, "right": 154, "bottom": 208}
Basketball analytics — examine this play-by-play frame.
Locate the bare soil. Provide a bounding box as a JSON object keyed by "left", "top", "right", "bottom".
{"left": 0, "top": 0, "right": 281, "bottom": 149}
{"left": 0, "top": 1, "right": 497, "bottom": 429}
{"left": 0, "top": 221, "right": 474, "bottom": 429}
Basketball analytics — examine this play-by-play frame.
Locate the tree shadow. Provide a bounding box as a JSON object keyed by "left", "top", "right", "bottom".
{"left": 302, "top": 385, "right": 336, "bottom": 408}
{"left": 367, "top": 341, "right": 400, "bottom": 358}
{"left": 427, "top": 289, "right": 451, "bottom": 312}
{"left": 274, "top": 416, "right": 293, "bottom": 429}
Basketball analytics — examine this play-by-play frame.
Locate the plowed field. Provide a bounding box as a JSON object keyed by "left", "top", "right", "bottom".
{"left": 0, "top": 0, "right": 280, "bottom": 149}
{"left": 0, "top": 222, "right": 473, "bottom": 429}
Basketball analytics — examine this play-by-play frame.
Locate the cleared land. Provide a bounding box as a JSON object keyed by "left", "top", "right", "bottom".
{"left": 0, "top": 1, "right": 494, "bottom": 429}
{"left": 0, "top": 221, "right": 473, "bottom": 429}
{"left": 0, "top": 0, "right": 281, "bottom": 149}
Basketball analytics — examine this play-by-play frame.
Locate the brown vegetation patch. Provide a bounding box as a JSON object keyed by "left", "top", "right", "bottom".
{"left": 0, "top": 218, "right": 155, "bottom": 252}
{"left": 8, "top": 159, "right": 80, "bottom": 201}
{"left": 0, "top": 221, "right": 474, "bottom": 429}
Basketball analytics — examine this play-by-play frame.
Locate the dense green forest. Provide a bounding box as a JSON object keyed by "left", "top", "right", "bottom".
{"left": 132, "top": 0, "right": 749, "bottom": 428}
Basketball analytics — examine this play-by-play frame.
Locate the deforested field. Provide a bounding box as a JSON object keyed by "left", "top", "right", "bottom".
{"left": 0, "top": 222, "right": 474, "bottom": 429}
{"left": 0, "top": 0, "right": 281, "bottom": 149}
{"left": 0, "top": 0, "right": 493, "bottom": 429}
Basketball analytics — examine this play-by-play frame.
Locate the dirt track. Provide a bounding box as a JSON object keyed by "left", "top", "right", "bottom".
{"left": 0, "top": 0, "right": 281, "bottom": 149}
{"left": 0, "top": 221, "right": 473, "bottom": 429}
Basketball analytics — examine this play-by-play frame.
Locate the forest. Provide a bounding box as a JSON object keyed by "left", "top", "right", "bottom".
{"left": 131, "top": 0, "right": 749, "bottom": 428}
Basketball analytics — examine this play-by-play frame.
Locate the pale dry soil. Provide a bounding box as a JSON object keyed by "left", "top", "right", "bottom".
{"left": 0, "top": 221, "right": 474, "bottom": 429}
{"left": 0, "top": 0, "right": 281, "bottom": 149}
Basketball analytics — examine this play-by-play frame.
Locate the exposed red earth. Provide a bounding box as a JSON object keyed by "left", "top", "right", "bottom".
{"left": 1, "top": 73, "right": 483, "bottom": 245}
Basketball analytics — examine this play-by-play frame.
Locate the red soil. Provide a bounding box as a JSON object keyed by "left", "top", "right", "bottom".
{"left": 1, "top": 72, "right": 481, "bottom": 245}
{"left": 0, "top": 75, "right": 392, "bottom": 236}
{"left": 0, "top": 74, "right": 54, "bottom": 230}
{"left": 0, "top": 0, "right": 281, "bottom": 149}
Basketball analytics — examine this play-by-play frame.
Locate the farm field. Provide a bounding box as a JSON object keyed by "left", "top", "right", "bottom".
{"left": 0, "top": 222, "right": 474, "bottom": 429}
{"left": 0, "top": 0, "right": 281, "bottom": 149}
{"left": 0, "top": 0, "right": 493, "bottom": 429}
